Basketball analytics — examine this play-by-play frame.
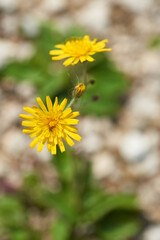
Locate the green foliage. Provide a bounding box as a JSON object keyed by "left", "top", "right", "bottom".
{"left": 81, "top": 54, "right": 130, "bottom": 116}
{"left": 149, "top": 35, "right": 160, "bottom": 48}
{"left": 79, "top": 192, "right": 137, "bottom": 226}
{"left": 0, "top": 151, "right": 142, "bottom": 240}
{"left": 0, "top": 151, "right": 141, "bottom": 240}
{"left": 96, "top": 210, "right": 141, "bottom": 240}
{"left": 0, "top": 195, "right": 41, "bottom": 240}
{"left": 0, "top": 196, "right": 26, "bottom": 229}
{"left": 1, "top": 23, "right": 129, "bottom": 116}
{"left": 51, "top": 218, "right": 72, "bottom": 240}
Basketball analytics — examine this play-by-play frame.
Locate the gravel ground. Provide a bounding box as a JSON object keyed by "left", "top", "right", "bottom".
{"left": 0, "top": 0, "right": 160, "bottom": 239}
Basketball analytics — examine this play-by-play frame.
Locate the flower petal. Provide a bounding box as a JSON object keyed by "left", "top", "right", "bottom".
{"left": 55, "top": 44, "right": 65, "bottom": 48}
{"left": 51, "top": 145, "right": 57, "bottom": 155}
{"left": 52, "top": 55, "right": 68, "bottom": 60}
{"left": 63, "top": 134, "right": 74, "bottom": 146}
{"left": 22, "top": 121, "right": 35, "bottom": 127}
{"left": 61, "top": 108, "right": 72, "bottom": 118}
{"left": 53, "top": 97, "right": 58, "bottom": 112}
{"left": 86, "top": 56, "right": 95, "bottom": 62}
{"left": 22, "top": 128, "right": 34, "bottom": 134}
{"left": 19, "top": 114, "right": 35, "bottom": 120}
{"left": 37, "top": 140, "right": 46, "bottom": 152}
{"left": 64, "top": 126, "right": 78, "bottom": 133}
{"left": 62, "top": 119, "right": 79, "bottom": 125}
{"left": 30, "top": 137, "right": 40, "bottom": 148}
{"left": 64, "top": 129, "right": 81, "bottom": 141}
{"left": 58, "top": 138, "right": 65, "bottom": 152}
{"left": 80, "top": 56, "right": 86, "bottom": 63}
{"left": 49, "top": 50, "right": 64, "bottom": 55}
{"left": 37, "top": 97, "right": 48, "bottom": 113}
{"left": 46, "top": 96, "right": 53, "bottom": 112}
{"left": 59, "top": 98, "right": 67, "bottom": 111}
{"left": 72, "top": 58, "right": 80, "bottom": 65}
{"left": 23, "top": 106, "right": 36, "bottom": 116}
{"left": 63, "top": 57, "right": 75, "bottom": 66}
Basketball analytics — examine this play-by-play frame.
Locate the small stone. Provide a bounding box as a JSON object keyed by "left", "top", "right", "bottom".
{"left": 143, "top": 225, "right": 160, "bottom": 240}
{"left": 0, "top": 153, "right": 10, "bottom": 176}
{"left": 33, "top": 146, "right": 51, "bottom": 162}
{"left": 0, "top": 101, "right": 22, "bottom": 134}
{"left": 1, "top": 128, "right": 30, "bottom": 158}
{"left": 0, "top": 0, "right": 19, "bottom": 12}
{"left": 92, "top": 152, "right": 116, "bottom": 179}
{"left": 75, "top": 0, "right": 110, "bottom": 32}
{"left": 0, "top": 40, "right": 34, "bottom": 68}
{"left": 119, "top": 130, "right": 159, "bottom": 163}
{"left": 117, "top": 0, "right": 153, "bottom": 13}
{"left": 129, "top": 92, "right": 160, "bottom": 121}
{"left": 15, "top": 82, "right": 36, "bottom": 99}
{"left": 20, "top": 14, "right": 40, "bottom": 37}
{"left": 1, "top": 15, "right": 19, "bottom": 36}
{"left": 80, "top": 133, "right": 103, "bottom": 154}
{"left": 128, "top": 151, "right": 160, "bottom": 178}
{"left": 41, "top": 0, "right": 67, "bottom": 14}
{"left": 77, "top": 117, "right": 111, "bottom": 154}
{"left": 140, "top": 52, "right": 160, "bottom": 76}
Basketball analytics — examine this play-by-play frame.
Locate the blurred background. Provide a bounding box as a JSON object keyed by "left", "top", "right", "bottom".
{"left": 0, "top": 0, "right": 160, "bottom": 239}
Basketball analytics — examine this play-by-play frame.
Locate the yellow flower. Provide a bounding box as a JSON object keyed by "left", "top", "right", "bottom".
{"left": 49, "top": 35, "right": 112, "bottom": 66}
{"left": 74, "top": 83, "right": 86, "bottom": 98}
{"left": 19, "top": 96, "right": 81, "bottom": 155}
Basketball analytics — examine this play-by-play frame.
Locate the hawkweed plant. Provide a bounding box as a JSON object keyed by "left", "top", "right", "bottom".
{"left": 19, "top": 35, "right": 112, "bottom": 155}
{"left": 15, "top": 33, "right": 142, "bottom": 240}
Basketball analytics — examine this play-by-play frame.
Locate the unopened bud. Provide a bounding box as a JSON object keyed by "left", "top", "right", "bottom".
{"left": 92, "top": 95, "right": 100, "bottom": 101}
{"left": 74, "top": 83, "right": 86, "bottom": 98}
{"left": 88, "top": 79, "right": 95, "bottom": 85}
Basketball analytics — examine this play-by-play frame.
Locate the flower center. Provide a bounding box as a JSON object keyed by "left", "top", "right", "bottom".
{"left": 75, "top": 43, "right": 91, "bottom": 56}
{"left": 65, "top": 39, "right": 92, "bottom": 57}
{"left": 49, "top": 120, "right": 58, "bottom": 131}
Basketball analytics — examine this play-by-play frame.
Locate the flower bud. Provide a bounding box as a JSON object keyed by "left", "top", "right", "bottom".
{"left": 92, "top": 95, "right": 100, "bottom": 101}
{"left": 74, "top": 83, "right": 86, "bottom": 98}
{"left": 88, "top": 79, "right": 95, "bottom": 85}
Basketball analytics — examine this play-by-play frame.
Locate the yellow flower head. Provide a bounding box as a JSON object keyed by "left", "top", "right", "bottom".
{"left": 19, "top": 96, "right": 81, "bottom": 155}
{"left": 49, "top": 35, "right": 112, "bottom": 66}
{"left": 74, "top": 83, "right": 86, "bottom": 98}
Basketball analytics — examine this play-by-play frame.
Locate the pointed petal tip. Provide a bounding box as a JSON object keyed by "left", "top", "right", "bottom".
{"left": 36, "top": 96, "right": 41, "bottom": 101}
{"left": 23, "top": 106, "right": 27, "bottom": 111}
{"left": 78, "top": 136, "right": 82, "bottom": 142}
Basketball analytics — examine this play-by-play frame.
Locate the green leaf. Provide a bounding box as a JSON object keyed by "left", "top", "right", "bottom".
{"left": 21, "top": 173, "right": 57, "bottom": 210}
{"left": 53, "top": 149, "right": 76, "bottom": 184}
{"left": 2, "top": 61, "right": 43, "bottom": 84}
{"left": 81, "top": 54, "right": 130, "bottom": 116}
{"left": 11, "top": 229, "right": 41, "bottom": 240}
{"left": 96, "top": 210, "right": 141, "bottom": 240}
{"left": 12, "top": 230, "right": 30, "bottom": 240}
{"left": 50, "top": 191, "right": 79, "bottom": 221}
{"left": 51, "top": 218, "right": 72, "bottom": 240}
{"left": 0, "top": 195, "right": 26, "bottom": 229}
{"left": 38, "top": 69, "right": 70, "bottom": 100}
{"left": 22, "top": 172, "right": 78, "bottom": 221}
{"left": 149, "top": 35, "right": 160, "bottom": 48}
{"left": 79, "top": 192, "right": 137, "bottom": 226}
{"left": 65, "top": 25, "right": 86, "bottom": 39}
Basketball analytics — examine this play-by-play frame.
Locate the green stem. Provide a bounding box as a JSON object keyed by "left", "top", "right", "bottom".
{"left": 83, "top": 61, "right": 87, "bottom": 85}
{"left": 67, "top": 97, "right": 76, "bottom": 109}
